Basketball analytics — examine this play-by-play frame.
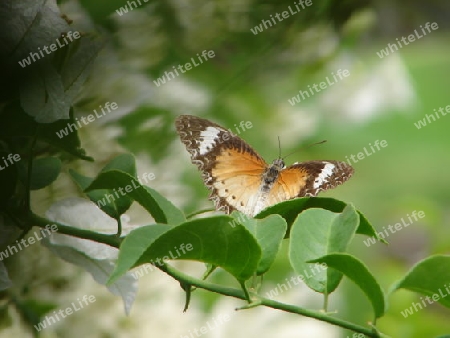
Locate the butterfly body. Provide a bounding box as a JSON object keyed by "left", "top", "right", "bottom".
{"left": 176, "top": 115, "right": 354, "bottom": 216}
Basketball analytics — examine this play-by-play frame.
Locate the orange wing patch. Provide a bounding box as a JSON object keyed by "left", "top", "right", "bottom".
{"left": 211, "top": 148, "right": 267, "bottom": 214}
{"left": 212, "top": 148, "right": 266, "bottom": 179}
{"left": 267, "top": 167, "right": 309, "bottom": 205}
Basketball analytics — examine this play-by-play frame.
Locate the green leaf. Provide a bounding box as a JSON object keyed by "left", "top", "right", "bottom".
{"left": 288, "top": 204, "right": 359, "bottom": 293}
{"left": 69, "top": 154, "right": 137, "bottom": 218}
{"left": 256, "top": 197, "right": 383, "bottom": 243}
{"left": 17, "top": 157, "right": 62, "bottom": 190}
{"left": 309, "top": 253, "right": 386, "bottom": 319}
{"left": 390, "top": 255, "right": 450, "bottom": 309}
{"left": 231, "top": 211, "right": 287, "bottom": 275}
{"left": 100, "top": 153, "right": 137, "bottom": 176}
{"left": 108, "top": 224, "right": 174, "bottom": 283}
{"left": 143, "top": 186, "right": 186, "bottom": 225}
{"left": 69, "top": 169, "right": 131, "bottom": 219}
{"left": 109, "top": 216, "right": 261, "bottom": 283}
{"left": 85, "top": 170, "right": 185, "bottom": 225}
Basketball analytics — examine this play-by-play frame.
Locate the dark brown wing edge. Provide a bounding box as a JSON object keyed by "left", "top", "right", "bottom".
{"left": 287, "top": 160, "right": 354, "bottom": 197}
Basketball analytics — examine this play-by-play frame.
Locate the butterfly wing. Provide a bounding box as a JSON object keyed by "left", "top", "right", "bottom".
{"left": 267, "top": 160, "right": 354, "bottom": 206}
{"left": 175, "top": 115, "right": 268, "bottom": 215}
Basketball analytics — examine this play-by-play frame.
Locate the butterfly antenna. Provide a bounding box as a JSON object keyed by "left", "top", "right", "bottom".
{"left": 282, "top": 140, "right": 327, "bottom": 160}
{"left": 277, "top": 136, "right": 282, "bottom": 159}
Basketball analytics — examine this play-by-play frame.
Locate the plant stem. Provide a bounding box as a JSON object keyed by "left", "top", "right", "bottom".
{"left": 29, "top": 213, "right": 121, "bottom": 248}
{"left": 158, "top": 263, "right": 382, "bottom": 338}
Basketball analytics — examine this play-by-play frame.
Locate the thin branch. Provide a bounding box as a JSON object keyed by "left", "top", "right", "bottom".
{"left": 29, "top": 213, "right": 121, "bottom": 248}
{"left": 158, "top": 264, "right": 383, "bottom": 338}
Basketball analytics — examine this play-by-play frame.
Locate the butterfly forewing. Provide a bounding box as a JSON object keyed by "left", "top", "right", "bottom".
{"left": 175, "top": 115, "right": 354, "bottom": 217}
{"left": 175, "top": 115, "right": 268, "bottom": 215}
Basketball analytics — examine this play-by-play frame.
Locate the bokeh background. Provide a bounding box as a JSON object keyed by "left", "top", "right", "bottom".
{"left": 2, "top": 0, "right": 450, "bottom": 337}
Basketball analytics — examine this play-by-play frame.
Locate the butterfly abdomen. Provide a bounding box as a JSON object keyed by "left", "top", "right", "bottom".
{"left": 261, "top": 159, "right": 285, "bottom": 192}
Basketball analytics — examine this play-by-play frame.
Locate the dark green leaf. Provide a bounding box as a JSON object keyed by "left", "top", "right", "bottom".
{"left": 69, "top": 169, "right": 131, "bottom": 219}
{"left": 109, "top": 216, "right": 261, "bottom": 283}
{"left": 309, "top": 253, "right": 386, "bottom": 318}
{"left": 289, "top": 204, "right": 359, "bottom": 293}
{"left": 85, "top": 170, "right": 185, "bottom": 225}
{"left": 70, "top": 154, "right": 137, "bottom": 218}
{"left": 37, "top": 108, "right": 93, "bottom": 161}
{"left": 18, "top": 157, "right": 61, "bottom": 190}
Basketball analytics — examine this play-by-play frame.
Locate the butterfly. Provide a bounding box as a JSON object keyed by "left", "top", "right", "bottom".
{"left": 175, "top": 115, "right": 354, "bottom": 217}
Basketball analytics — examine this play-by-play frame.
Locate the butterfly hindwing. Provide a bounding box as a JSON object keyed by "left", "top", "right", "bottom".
{"left": 276, "top": 160, "right": 354, "bottom": 199}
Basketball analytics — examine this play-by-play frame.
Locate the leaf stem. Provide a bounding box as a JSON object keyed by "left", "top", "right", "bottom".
{"left": 323, "top": 293, "right": 329, "bottom": 312}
